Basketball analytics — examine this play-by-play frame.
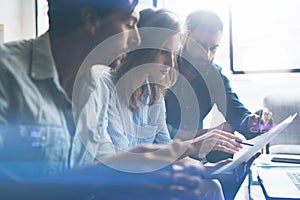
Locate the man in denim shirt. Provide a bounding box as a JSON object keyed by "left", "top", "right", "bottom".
{"left": 0, "top": 0, "right": 141, "bottom": 180}
{"left": 0, "top": 1, "right": 230, "bottom": 200}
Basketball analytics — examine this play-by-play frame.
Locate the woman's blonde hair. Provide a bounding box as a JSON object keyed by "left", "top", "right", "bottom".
{"left": 114, "top": 8, "right": 181, "bottom": 111}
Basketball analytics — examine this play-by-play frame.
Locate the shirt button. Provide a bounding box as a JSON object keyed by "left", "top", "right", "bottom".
{"left": 93, "top": 134, "right": 101, "bottom": 142}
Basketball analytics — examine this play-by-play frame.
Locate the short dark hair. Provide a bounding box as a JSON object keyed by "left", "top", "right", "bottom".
{"left": 185, "top": 10, "right": 223, "bottom": 34}
{"left": 47, "top": 0, "right": 138, "bottom": 36}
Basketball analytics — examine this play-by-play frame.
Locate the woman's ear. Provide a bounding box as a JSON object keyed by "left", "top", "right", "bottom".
{"left": 81, "top": 7, "right": 101, "bottom": 35}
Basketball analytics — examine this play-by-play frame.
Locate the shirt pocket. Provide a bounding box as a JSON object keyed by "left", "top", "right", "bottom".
{"left": 3, "top": 124, "right": 70, "bottom": 164}
{"left": 1, "top": 124, "right": 70, "bottom": 177}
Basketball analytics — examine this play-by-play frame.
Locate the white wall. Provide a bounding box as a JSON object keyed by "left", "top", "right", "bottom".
{"left": 0, "top": 24, "right": 3, "bottom": 42}
{"left": 228, "top": 73, "right": 300, "bottom": 112}
{"left": 204, "top": 72, "right": 300, "bottom": 128}
{"left": 0, "top": 0, "right": 35, "bottom": 42}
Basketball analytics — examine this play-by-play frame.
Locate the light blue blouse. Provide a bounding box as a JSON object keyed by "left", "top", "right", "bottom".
{"left": 101, "top": 69, "right": 172, "bottom": 152}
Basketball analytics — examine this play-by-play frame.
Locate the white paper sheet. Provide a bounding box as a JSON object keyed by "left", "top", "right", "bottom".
{"left": 212, "top": 113, "right": 298, "bottom": 175}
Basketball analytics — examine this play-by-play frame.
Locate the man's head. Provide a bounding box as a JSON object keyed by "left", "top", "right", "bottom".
{"left": 47, "top": 0, "right": 141, "bottom": 55}
{"left": 47, "top": 0, "right": 137, "bottom": 35}
{"left": 184, "top": 10, "right": 223, "bottom": 62}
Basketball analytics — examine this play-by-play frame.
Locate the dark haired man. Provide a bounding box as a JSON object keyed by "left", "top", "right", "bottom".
{"left": 0, "top": 0, "right": 140, "bottom": 180}
{"left": 165, "top": 9, "right": 272, "bottom": 199}
{"left": 166, "top": 10, "right": 273, "bottom": 155}
{"left": 0, "top": 2, "right": 228, "bottom": 199}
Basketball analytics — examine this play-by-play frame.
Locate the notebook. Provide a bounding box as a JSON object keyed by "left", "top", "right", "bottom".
{"left": 257, "top": 168, "right": 300, "bottom": 199}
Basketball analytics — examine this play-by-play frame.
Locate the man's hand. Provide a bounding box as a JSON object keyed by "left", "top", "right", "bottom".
{"left": 248, "top": 108, "right": 273, "bottom": 133}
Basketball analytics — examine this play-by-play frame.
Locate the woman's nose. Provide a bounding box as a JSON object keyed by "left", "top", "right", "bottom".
{"left": 166, "top": 53, "right": 175, "bottom": 68}
{"left": 128, "top": 29, "right": 141, "bottom": 47}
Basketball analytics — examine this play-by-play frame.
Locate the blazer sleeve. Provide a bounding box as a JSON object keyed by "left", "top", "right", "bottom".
{"left": 214, "top": 64, "right": 257, "bottom": 139}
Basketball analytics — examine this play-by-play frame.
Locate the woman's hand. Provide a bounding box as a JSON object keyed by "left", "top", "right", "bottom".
{"left": 190, "top": 129, "right": 243, "bottom": 158}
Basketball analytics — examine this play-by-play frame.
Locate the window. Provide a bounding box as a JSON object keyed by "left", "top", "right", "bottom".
{"left": 158, "top": 0, "right": 300, "bottom": 73}
{"left": 136, "top": 0, "right": 155, "bottom": 11}
{"left": 36, "top": 0, "right": 49, "bottom": 36}
{"left": 0, "top": 0, "right": 35, "bottom": 42}
{"left": 36, "top": 0, "right": 300, "bottom": 73}
{"left": 157, "top": 0, "right": 231, "bottom": 73}
{"left": 231, "top": 0, "right": 300, "bottom": 73}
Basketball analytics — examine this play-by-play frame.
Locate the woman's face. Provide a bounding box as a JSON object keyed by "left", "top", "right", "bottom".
{"left": 148, "top": 34, "right": 180, "bottom": 81}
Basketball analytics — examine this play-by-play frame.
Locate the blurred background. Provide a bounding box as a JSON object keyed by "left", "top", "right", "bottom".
{"left": 1, "top": 0, "right": 299, "bottom": 126}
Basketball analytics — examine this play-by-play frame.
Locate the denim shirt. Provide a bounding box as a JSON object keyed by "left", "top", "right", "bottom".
{"left": 0, "top": 33, "right": 71, "bottom": 179}
{"left": 70, "top": 65, "right": 116, "bottom": 167}
{"left": 101, "top": 69, "right": 172, "bottom": 152}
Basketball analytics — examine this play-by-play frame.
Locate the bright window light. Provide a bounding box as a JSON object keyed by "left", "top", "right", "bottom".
{"left": 232, "top": 0, "right": 300, "bottom": 72}
{"left": 157, "top": 0, "right": 230, "bottom": 73}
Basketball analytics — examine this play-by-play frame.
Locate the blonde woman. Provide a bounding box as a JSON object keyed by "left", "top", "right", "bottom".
{"left": 101, "top": 9, "right": 242, "bottom": 156}
{"left": 101, "top": 9, "right": 180, "bottom": 151}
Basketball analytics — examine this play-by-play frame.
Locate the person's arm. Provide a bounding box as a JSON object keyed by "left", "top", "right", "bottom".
{"left": 100, "top": 71, "right": 131, "bottom": 152}
{"left": 0, "top": 65, "right": 18, "bottom": 181}
{"left": 1, "top": 141, "right": 225, "bottom": 200}
{"left": 71, "top": 67, "right": 117, "bottom": 167}
{"left": 0, "top": 66, "right": 9, "bottom": 151}
{"left": 213, "top": 64, "right": 255, "bottom": 139}
{"left": 215, "top": 65, "right": 273, "bottom": 138}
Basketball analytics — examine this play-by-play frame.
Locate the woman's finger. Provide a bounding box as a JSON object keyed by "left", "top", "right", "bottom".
{"left": 216, "top": 130, "right": 243, "bottom": 141}
{"left": 214, "top": 144, "right": 238, "bottom": 154}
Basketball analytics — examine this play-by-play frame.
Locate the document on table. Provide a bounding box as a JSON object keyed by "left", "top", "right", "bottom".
{"left": 212, "top": 113, "right": 297, "bottom": 175}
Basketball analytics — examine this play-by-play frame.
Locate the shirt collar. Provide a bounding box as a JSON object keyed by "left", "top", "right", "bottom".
{"left": 31, "top": 32, "right": 57, "bottom": 80}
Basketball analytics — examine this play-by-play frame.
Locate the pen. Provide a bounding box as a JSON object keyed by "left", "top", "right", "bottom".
{"left": 235, "top": 140, "right": 254, "bottom": 146}
{"left": 258, "top": 110, "right": 263, "bottom": 135}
